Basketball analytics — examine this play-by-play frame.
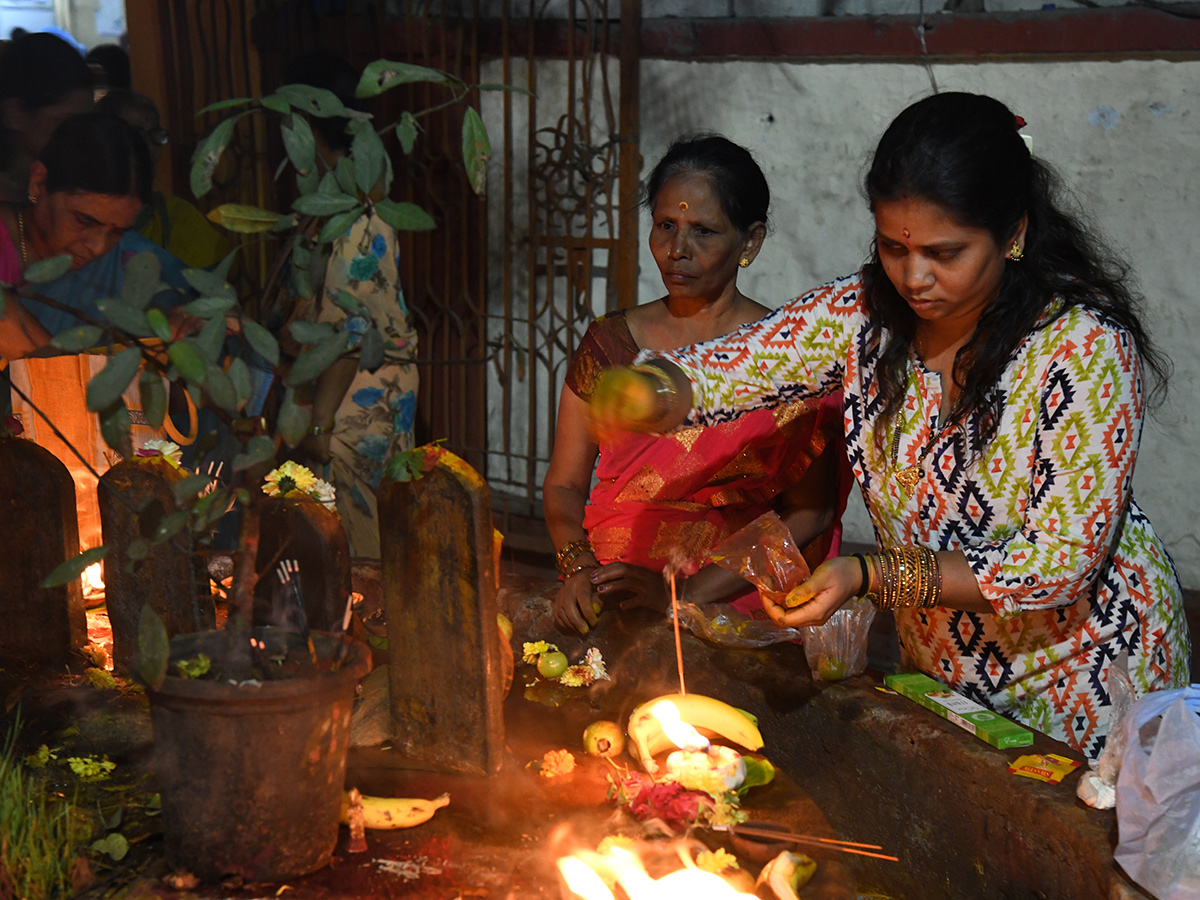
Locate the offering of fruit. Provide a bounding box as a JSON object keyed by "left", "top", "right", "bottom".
{"left": 582, "top": 720, "right": 625, "bottom": 758}
{"left": 537, "top": 650, "right": 569, "bottom": 679}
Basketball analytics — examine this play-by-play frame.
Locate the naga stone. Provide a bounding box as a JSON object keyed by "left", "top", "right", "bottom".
{"left": 0, "top": 437, "right": 86, "bottom": 665}
{"left": 254, "top": 496, "right": 351, "bottom": 634}
{"left": 99, "top": 457, "right": 214, "bottom": 675}
{"left": 378, "top": 446, "right": 504, "bottom": 775}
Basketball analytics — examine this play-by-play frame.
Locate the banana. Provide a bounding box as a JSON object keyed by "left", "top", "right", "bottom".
{"left": 626, "top": 693, "right": 763, "bottom": 773}
{"left": 339, "top": 790, "right": 450, "bottom": 830}
{"left": 755, "top": 850, "right": 817, "bottom": 900}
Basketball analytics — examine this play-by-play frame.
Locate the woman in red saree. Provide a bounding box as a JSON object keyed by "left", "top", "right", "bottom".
{"left": 544, "top": 134, "right": 850, "bottom": 635}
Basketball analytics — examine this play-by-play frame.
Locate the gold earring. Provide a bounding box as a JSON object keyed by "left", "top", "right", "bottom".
{"left": 1009, "top": 241, "right": 1024, "bottom": 262}
{"left": 739, "top": 257, "right": 749, "bottom": 268}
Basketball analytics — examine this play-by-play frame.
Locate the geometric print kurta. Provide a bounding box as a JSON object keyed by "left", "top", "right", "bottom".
{"left": 650, "top": 272, "right": 1190, "bottom": 758}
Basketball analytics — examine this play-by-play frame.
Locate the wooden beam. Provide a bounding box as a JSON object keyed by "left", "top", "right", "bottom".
{"left": 474, "top": 7, "right": 1200, "bottom": 61}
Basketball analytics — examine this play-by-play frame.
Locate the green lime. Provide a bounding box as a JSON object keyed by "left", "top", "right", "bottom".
{"left": 817, "top": 658, "right": 847, "bottom": 680}
{"left": 537, "top": 651, "right": 569, "bottom": 679}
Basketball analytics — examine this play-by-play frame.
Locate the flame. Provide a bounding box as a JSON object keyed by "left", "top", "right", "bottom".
{"left": 82, "top": 561, "right": 105, "bottom": 597}
{"left": 560, "top": 845, "right": 755, "bottom": 900}
{"left": 650, "top": 700, "right": 709, "bottom": 752}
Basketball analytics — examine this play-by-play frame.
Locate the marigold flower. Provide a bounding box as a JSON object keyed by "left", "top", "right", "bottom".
{"left": 540, "top": 748, "right": 576, "bottom": 778}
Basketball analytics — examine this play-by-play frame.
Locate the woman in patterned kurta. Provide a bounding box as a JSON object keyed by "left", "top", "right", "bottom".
{"left": 600, "top": 94, "right": 1189, "bottom": 758}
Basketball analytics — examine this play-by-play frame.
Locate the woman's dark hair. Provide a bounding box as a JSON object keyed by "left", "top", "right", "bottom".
{"left": 39, "top": 113, "right": 153, "bottom": 205}
{"left": 85, "top": 44, "right": 132, "bottom": 91}
{"left": 0, "top": 33, "right": 93, "bottom": 168}
{"left": 862, "top": 91, "right": 1168, "bottom": 451}
{"left": 642, "top": 133, "right": 770, "bottom": 234}
{"left": 280, "top": 51, "right": 362, "bottom": 153}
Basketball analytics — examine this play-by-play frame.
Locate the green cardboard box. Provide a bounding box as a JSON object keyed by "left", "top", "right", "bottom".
{"left": 884, "top": 672, "right": 1035, "bottom": 749}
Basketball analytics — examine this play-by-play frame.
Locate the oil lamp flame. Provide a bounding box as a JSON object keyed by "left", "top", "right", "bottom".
{"left": 650, "top": 700, "right": 709, "bottom": 752}
{"left": 559, "top": 845, "right": 756, "bottom": 900}
{"left": 82, "top": 561, "right": 104, "bottom": 597}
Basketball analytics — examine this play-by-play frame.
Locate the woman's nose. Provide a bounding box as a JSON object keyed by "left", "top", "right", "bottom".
{"left": 668, "top": 232, "right": 689, "bottom": 260}
{"left": 902, "top": 255, "right": 933, "bottom": 292}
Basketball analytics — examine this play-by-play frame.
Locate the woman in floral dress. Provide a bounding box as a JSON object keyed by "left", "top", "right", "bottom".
{"left": 593, "top": 93, "right": 1190, "bottom": 758}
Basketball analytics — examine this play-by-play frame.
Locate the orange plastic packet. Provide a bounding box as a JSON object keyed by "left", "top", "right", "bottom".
{"left": 1007, "top": 753, "right": 1081, "bottom": 784}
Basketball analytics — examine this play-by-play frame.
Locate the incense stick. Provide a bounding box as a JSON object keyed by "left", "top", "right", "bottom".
{"left": 668, "top": 566, "right": 686, "bottom": 696}
{"left": 718, "top": 824, "right": 899, "bottom": 862}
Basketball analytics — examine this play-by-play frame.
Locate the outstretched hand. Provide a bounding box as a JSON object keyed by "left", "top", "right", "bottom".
{"left": 593, "top": 561, "right": 671, "bottom": 613}
{"left": 760, "top": 555, "right": 863, "bottom": 628}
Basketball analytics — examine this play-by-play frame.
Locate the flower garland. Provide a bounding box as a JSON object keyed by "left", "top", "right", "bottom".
{"left": 262, "top": 460, "right": 337, "bottom": 512}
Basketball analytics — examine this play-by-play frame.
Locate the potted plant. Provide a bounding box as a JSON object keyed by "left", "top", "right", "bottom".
{"left": 16, "top": 58, "right": 502, "bottom": 883}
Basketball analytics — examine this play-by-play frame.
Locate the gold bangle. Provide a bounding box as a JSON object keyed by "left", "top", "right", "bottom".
{"left": 555, "top": 538, "right": 594, "bottom": 578}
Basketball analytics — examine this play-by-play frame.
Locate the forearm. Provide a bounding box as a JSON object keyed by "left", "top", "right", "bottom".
{"left": 0, "top": 295, "right": 51, "bottom": 359}
{"left": 861, "top": 549, "right": 991, "bottom": 613}
{"left": 543, "top": 484, "right": 599, "bottom": 570}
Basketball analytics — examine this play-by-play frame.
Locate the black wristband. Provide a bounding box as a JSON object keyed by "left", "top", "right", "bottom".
{"left": 853, "top": 553, "right": 870, "bottom": 596}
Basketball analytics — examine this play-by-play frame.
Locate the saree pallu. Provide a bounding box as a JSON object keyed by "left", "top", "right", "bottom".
{"left": 571, "top": 312, "right": 849, "bottom": 595}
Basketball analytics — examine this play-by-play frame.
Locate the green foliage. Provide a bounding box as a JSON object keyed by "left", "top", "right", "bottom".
{"left": 0, "top": 719, "right": 83, "bottom": 899}
{"left": 41, "top": 545, "right": 108, "bottom": 589}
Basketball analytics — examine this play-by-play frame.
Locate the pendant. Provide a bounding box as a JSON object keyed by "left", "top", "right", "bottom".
{"left": 895, "top": 465, "right": 921, "bottom": 493}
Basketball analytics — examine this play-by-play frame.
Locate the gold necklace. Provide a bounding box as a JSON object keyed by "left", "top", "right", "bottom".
{"left": 16, "top": 208, "right": 27, "bottom": 266}
{"left": 890, "top": 413, "right": 954, "bottom": 495}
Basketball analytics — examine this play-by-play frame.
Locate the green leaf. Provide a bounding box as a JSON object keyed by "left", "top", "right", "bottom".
{"left": 183, "top": 296, "right": 235, "bottom": 318}
{"left": 214, "top": 246, "right": 238, "bottom": 281}
{"left": 276, "top": 388, "right": 311, "bottom": 447}
{"left": 335, "top": 156, "right": 357, "bottom": 195}
{"left": 194, "top": 314, "right": 226, "bottom": 364}
{"left": 190, "top": 116, "right": 237, "bottom": 199}
{"left": 375, "top": 199, "right": 436, "bottom": 232}
{"left": 359, "top": 326, "right": 385, "bottom": 373}
{"left": 196, "top": 96, "right": 253, "bottom": 115}
{"left": 288, "top": 320, "right": 335, "bottom": 344}
{"left": 461, "top": 106, "right": 491, "bottom": 197}
{"left": 120, "top": 252, "right": 162, "bottom": 309}
{"left": 206, "top": 203, "right": 282, "bottom": 233}
{"left": 95, "top": 298, "right": 153, "bottom": 338}
{"left": 296, "top": 167, "right": 319, "bottom": 196}
{"left": 139, "top": 369, "right": 166, "bottom": 428}
{"left": 167, "top": 341, "right": 207, "bottom": 385}
{"left": 134, "top": 604, "right": 169, "bottom": 690}
{"left": 126, "top": 538, "right": 149, "bottom": 562}
{"left": 738, "top": 756, "right": 777, "bottom": 795}
{"left": 98, "top": 399, "right": 132, "bottom": 454}
{"left": 152, "top": 510, "right": 190, "bottom": 544}
{"left": 22, "top": 254, "right": 71, "bottom": 283}
{"left": 173, "top": 473, "right": 214, "bottom": 503}
{"left": 477, "top": 83, "right": 535, "bottom": 96}
{"left": 241, "top": 319, "right": 280, "bottom": 366}
{"left": 395, "top": 111, "right": 418, "bottom": 155}
{"left": 317, "top": 170, "right": 340, "bottom": 195}
{"left": 203, "top": 362, "right": 238, "bottom": 413}
{"left": 286, "top": 330, "right": 349, "bottom": 387}
{"left": 228, "top": 356, "right": 252, "bottom": 408}
{"left": 281, "top": 113, "right": 317, "bottom": 175}
{"left": 86, "top": 346, "right": 142, "bottom": 412}
{"left": 51, "top": 325, "right": 102, "bottom": 352}
{"left": 352, "top": 125, "right": 387, "bottom": 196}
{"left": 317, "top": 207, "right": 364, "bottom": 244}
{"left": 385, "top": 446, "right": 431, "bottom": 482}
{"left": 273, "top": 83, "right": 367, "bottom": 119}
{"left": 293, "top": 191, "right": 359, "bottom": 217}
{"left": 146, "top": 308, "right": 171, "bottom": 343}
{"left": 182, "top": 267, "right": 236, "bottom": 300}
{"left": 41, "top": 545, "right": 108, "bottom": 589}
{"left": 260, "top": 93, "right": 290, "bottom": 115}
{"left": 333, "top": 289, "right": 366, "bottom": 316}
{"left": 356, "top": 60, "right": 453, "bottom": 97}
{"left": 90, "top": 832, "right": 129, "bottom": 862}
{"left": 232, "top": 434, "right": 275, "bottom": 471}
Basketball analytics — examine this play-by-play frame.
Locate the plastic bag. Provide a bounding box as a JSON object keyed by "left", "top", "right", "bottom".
{"left": 1113, "top": 685, "right": 1200, "bottom": 900}
{"left": 672, "top": 601, "right": 803, "bottom": 649}
{"left": 801, "top": 596, "right": 876, "bottom": 681}
{"left": 1077, "top": 663, "right": 1137, "bottom": 809}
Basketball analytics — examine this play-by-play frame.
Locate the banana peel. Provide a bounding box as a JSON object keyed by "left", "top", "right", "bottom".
{"left": 755, "top": 850, "right": 817, "bottom": 900}
{"left": 627, "top": 692, "right": 763, "bottom": 773}
{"left": 339, "top": 789, "right": 450, "bottom": 830}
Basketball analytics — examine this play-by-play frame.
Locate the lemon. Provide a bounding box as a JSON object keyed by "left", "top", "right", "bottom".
{"left": 497, "top": 613, "right": 513, "bottom": 642}
{"left": 582, "top": 720, "right": 625, "bottom": 757}
{"left": 537, "top": 651, "right": 569, "bottom": 679}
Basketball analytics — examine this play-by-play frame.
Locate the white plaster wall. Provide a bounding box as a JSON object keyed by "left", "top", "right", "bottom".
{"left": 484, "top": 56, "right": 1200, "bottom": 587}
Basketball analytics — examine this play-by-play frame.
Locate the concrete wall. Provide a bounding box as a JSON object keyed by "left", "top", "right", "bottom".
{"left": 485, "top": 55, "right": 1200, "bottom": 585}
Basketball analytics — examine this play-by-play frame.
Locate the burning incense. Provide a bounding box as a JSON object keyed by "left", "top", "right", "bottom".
{"left": 665, "top": 559, "right": 686, "bottom": 696}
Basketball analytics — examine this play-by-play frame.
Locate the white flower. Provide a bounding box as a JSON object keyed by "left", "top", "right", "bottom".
{"left": 311, "top": 478, "right": 337, "bottom": 511}
{"left": 584, "top": 647, "right": 609, "bottom": 681}
{"left": 141, "top": 439, "right": 182, "bottom": 465}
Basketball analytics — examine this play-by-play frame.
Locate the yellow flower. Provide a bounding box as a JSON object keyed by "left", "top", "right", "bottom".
{"left": 559, "top": 665, "right": 596, "bottom": 687}
{"left": 522, "top": 640, "right": 554, "bottom": 665}
{"left": 263, "top": 460, "right": 319, "bottom": 498}
{"left": 695, "top": 848, "right": 739, "bottom": 875}
{"left": 540, "top": 749, "right": 576, "bottom": 778}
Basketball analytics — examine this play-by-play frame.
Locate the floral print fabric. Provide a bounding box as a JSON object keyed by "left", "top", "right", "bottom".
{"left": 295, "top": 210, "right": 417, "bottom": 557}
{"left": 650, "top": 271, "right": 1190, "bottom": 757}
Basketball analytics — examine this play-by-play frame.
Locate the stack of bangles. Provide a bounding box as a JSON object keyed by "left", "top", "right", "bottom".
{"left": 556, "top": 538, "right": 596, "bottom": 580}
{"left": 853, "top": 547, "right": 942, "bottom": 609}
